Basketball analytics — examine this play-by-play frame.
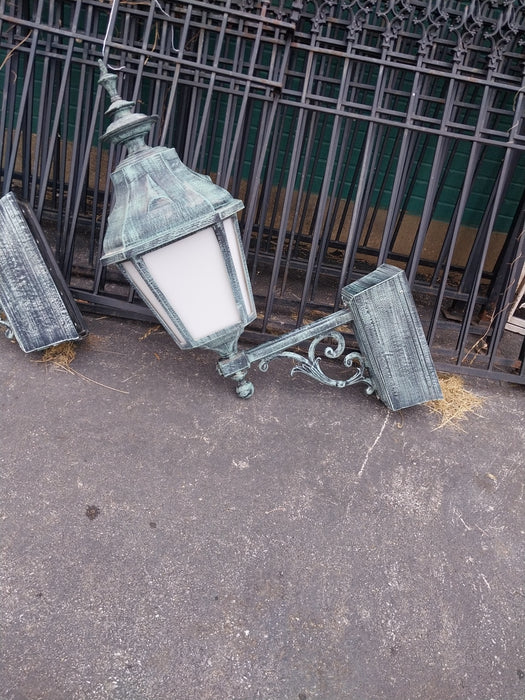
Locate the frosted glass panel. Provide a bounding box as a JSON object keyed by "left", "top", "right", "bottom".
{"left": 223, "top": 216, "right": 256, "bottom": 319}
{"left": 122, "top": 260, "right": 187, "bottom": 346}
{"left": 143, "top": 227, "right": 240, "bottom": 340}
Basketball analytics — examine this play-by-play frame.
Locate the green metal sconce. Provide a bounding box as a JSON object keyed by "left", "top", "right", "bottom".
{"left": 98, "top": 63, "right": 442, "bottom": 410}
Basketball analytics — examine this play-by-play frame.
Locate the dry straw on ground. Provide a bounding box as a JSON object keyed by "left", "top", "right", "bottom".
{"left": 426, "top": 373, "right": 484, "bottom": 430}
{"left": 36, "top": 340, "right": 128, "bottom": 394}
{"left": 39, "top": 341, "right": 77, "bottom": 368}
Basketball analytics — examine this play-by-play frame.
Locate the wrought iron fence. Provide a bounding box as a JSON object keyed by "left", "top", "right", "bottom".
{"left": 1, "top": 0, "right": 524, "bottom": 383}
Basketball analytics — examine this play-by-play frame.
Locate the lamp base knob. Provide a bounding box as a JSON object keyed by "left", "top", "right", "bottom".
{"left": 232, "top": 371, "right": 254, "bottom": 399}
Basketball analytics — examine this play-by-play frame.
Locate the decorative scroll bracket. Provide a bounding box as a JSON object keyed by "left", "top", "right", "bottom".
{"left": 218, "top": 265, "right": 443, "bottom": 411}
{"left": 218, "top": 307, "right": 374, "bottom": 399}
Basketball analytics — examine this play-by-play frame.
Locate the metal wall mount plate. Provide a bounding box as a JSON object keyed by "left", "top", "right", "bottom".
{"left": 0, "top": 192, "right": 88, "bottom": 353}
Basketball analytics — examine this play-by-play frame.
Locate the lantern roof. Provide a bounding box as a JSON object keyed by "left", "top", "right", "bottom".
{"left": 98, "top": 62, "right": 244, "bottom": 265}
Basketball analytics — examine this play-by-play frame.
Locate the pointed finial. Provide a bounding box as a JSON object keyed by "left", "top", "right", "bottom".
{"left": 98, "top": 61, "right": 158, "bottom": 154}
{"left": 98, "top": 60, "right": 119, "bottom": 101}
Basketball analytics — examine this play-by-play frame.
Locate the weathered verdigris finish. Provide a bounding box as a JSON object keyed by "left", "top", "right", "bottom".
{"left": 341, "top": 265, "right": 443, "bottom": 410}
{"left": 0, "top": 193, "right": 87, "bottom": 353}
{"left": 219, "top": 265, "right": 443, "bottom": 410}
{"left": 98, "top": 62, "right": 441, "bottom": 410}
{"left": 98, "top": 61, "right": 256, "bottom": 357}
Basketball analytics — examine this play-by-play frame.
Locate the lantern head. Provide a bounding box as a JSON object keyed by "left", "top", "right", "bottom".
{"left": 98, "top": 62, "right": 256, "bottom": 358}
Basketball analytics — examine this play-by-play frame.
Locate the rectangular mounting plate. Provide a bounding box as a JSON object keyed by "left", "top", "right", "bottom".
{"left": 0, "top": 192, "right": 87, "bottom": 352}
{"left": 342, "top": 264, "right": 443, "bottom": 410}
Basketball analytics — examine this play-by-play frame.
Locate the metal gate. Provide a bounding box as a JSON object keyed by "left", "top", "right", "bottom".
{"left": 1, "top": 0, "right": 524, "bottom": 383}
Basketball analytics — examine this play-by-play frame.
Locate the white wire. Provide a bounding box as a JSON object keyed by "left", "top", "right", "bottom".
{"left": 102, "top": 0, "right": 124, "bottom": 70}
{"left": 154, "top": 0, "right": 173, "bottom": 20}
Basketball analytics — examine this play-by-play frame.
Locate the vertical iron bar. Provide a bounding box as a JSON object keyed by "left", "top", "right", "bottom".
{"left": 35, "top": 0, "right": 82, "bottom": 218}
{"left": 2, "top": 0, "right": 44, "bottom": 195}
{"left": 259, "top": 34, "right": 318, "bottom": 332}
{"left": 189, "top": 0, "right": 231, "bottom": 171}
{"left": 159, "top": 4, "right": 193, "bottom": 146}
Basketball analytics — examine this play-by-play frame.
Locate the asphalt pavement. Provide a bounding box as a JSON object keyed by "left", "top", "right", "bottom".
{"left": 1, "top": 313, "right": 524, "bottom": 700}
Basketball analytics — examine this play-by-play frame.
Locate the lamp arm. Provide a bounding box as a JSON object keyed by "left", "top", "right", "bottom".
{"left": 217, "top": 307, "right": 376, "bottom": 399}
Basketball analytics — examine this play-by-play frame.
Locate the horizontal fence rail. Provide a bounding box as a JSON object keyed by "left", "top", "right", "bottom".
{"left": 1, "top": 0, "right": 524, "bottom": 383}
